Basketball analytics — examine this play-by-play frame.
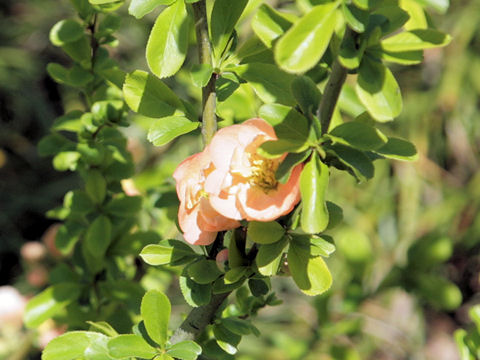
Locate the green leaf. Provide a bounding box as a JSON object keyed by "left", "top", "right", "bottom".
{"left": 288, "top": 240, "right": 332, "bottom": 296}
{"left": 276, "top": 150, "right": 311, "bottom": 184}
{"left": 179, "top": 274, "right": 212, "bottom": 307}
{"left": 248, "top": 278, "right": 270, "bottom": 297}
{"left": 228, "top": 233, "right": 246, "bottom": 268}
{"left": 61, "top": 36, "right": 91, "bottom": 66}
{"left": 339, "top": 32, "right": 365, "bottom": 70}
{"left": 187, "top": 259, "right": 223, "bottom": 284}
{"left": 167, "top": 341, "right": 202, "bottom": 360}
{"left": 110, "top": 231, "right": 161, "bottom": 256}
{"left": 415, "top": 273, "right": 462, "bottom": 311}
{"left": 85, "top": 169, "right": 106, "bottom": 204}
{"left": 43, "top": 331, "right": 111, "bottom": 360}
{"left": 335, "top": 227, "right": 372, "bottom": 264}
{"left": 104, "top": 195, "right": 142, "bottom": 217}
{"left": 310, "top": 235, "right": 336, "bottom": 257}
{"left": 146, "top": 0, "right": 190, "bottom": 78}
{"left": 329, "top": 121, "right": 387, "bottom": 150}
{"left": 123, "top": 70, "right": 185, "bottom": 118}
{"left": 52, "top": 110, "right": 84, "bottom": 132}
{"left": 274, "top": 3, "right": 338, "bottom": 73}
{"left": 342, "top": 2, "right": 368, "bottom": 33}
{"left": 330, "top": 144, "right": 374, "bottom": 180}
{"left": 210, "top": 0, "right": 248, "bottom": 61}
{"left": 108, "top": 334, "right": 158, "bottom": 359}
{"left": 85, "top": 215, "right": 112, "bottom": 258}
{"left": 233, "top": 63, "right": 296, "bottom": 105}
{"left": 373, "top": 5, "right": 410, "bottom": 35}
{"left": 87, "top": 321, "right": 118, "bottom": 337}
{"left": 190, "top": 63, "right": 213, "bottom": 87}
{"left": 407, "top": 235, "right": 452, "bottom": 270}
{"left": 224, "top": 267, "right": 248, "bottom": 284}
{"left": 326, "top": 201, "right": 343, "bottom": 230}
{"left": 213, "top": 324, "right": 241, "bottom": 355}
{"left": 375, "top": 137, "right": 418, "bottom": 160}
{"left": 222, "top": 317, "right": 253, "bottom": 336}
{"left": 55, "top": 222, "right": 83, "bottom": 255}
{"left": 454, "top": 329, "right": 473, "bottom": 360}
{"left": 140, "top": 239, "right": 198, "bottom": 266}
{"left": 129, "top": 0, "right": 175, "bottom": 19}
{"left": 291, "top": 76, "right": 321, "bottom": 115}
{"left": 356, "top": 57, "right": 402, "bottom": 122}
{"left": 141, "top": 290, "right": 171, "bottom": 346}
{"left": 147, "top": 116, "right": 199, "bottom": 146}
{"left": 258, "top": 103, "right": 311, "bottom": 154}
{"left": 256, "top": 236, "right": 288, "bottom": 276}
{"left": 251, "top": 4, "right": 294, "bottom": 48}
{"left": 378, "top": 49, "right": 424, "bottom": 65}
{"left": 53, "top": 151, "right": 81, "bottom": 171}
{"left": 300, "top": 152, "right": 329, "bottom": 234}
{"left": 247, "top": 221, "right": 285, "bottom": 245}
{"left": 24, "top": 283, "right": 81, "bottom": 328}
{"left": 49, "top": 19, "right": 84, "bottom": 46}
{"left": 38, "top": 133, "right": 76, "bottom": 156}
{"left": 381, "top": 29, "right": 452, "bottom": 52}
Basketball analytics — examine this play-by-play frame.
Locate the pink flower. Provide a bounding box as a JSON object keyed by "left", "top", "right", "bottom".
{"left": 204, "top": 118, "right": 302, "bottom": 222}
{"left": 173, "top": 149, "right": 240, "bottom": 246}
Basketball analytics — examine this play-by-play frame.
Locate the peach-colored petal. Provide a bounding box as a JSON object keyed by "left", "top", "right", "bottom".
{"left": 197, "top": 197, "right": 240, "bottom": 231}
{"left": 237, "top": 164, "right": 302, "bottom": 221}
{"left": 178, "top": 204, "right": 217, "bottom": 245}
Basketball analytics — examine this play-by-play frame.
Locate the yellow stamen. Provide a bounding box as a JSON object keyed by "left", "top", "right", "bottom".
{"left": 249, "top": 155, "right": 279, "bottom": 193}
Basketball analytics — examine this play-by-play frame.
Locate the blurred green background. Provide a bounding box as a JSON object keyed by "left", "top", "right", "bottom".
{"left": 1, "top": 0, "right": 480, "bottom": 359}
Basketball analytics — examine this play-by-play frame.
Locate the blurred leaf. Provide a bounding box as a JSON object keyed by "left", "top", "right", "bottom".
{"left": 210, "top": 0, "right": 248, "bottom": 61}
{"left": 326, "top": 201, "right": 343, "bottom": 230}
{"left": 24, "top": 283, "right": 82, "bottom": 328}
{"left": 300, "top": 152, "right": 329, "bottom": 234}
{"left": 129, "top": 0, "right": 175, "bottom": 19}
{"left": 53, "top": 151, "right": 81, "bottom": 171}
{"left": 274, "top": 3, "right": 338, "bottom": 73}
{"left": 123, "top": 70, "right": 185, "bottom": 118}
{"left": 85, "top": 215, "right": 112, "bottom": 258}
{"left": 147, "top": 116, "right": 199, "bottom": 146}
{"left": 454, "top": 329, "right": 474, "bottom": 360}
{"left": 288, "top": 240, "right": 332, "bottom": 296}
{"left": 224, "top": 267, "right": 248, "bottom": 284}
{"left": 381, "top": 29, "right": 452, "bottom": 52}
{"left": 167, "top": 341, "right": 202, "bottom": 360}
{"left": 251, "top": 4, "right": 294, "bottom": 48}
{"left": 108, "top": 334, "right": 158, "bottom": 359}
{"left": 110, "top": 231, "right": 161, "bottom": 256}
{"left": 356, "top": 57, "right": 402, "bottom": 122}
{"left": 233, "top": 63, "right": 296, "bottom": 105}
{"left": 375, "top": 137, "right": 418, "bottom": 160}
{"left": 38, "top": 133, "right": 76, "bottom": 156}
{"left": 85, "top": 169, "right": 106, "bottom": 203}
{"left": 408, "top": 235, "right": 452, "bottom": 269}
{"left": 141, "top": 290, "right": 171, "bottom": 346}
{"left": 248, "top": 278, "right": 270, "bottom": 297}
{"left": 213, "top": 324, "right": 241, "bottom": 355}
{"left": 335, "top": 227, "right": 372, "bottom": 264}
{"left": 190, "top": 63, "right": 213, "bottom": 87}
{"left": 146, "top": 0, "right": 190, "bottom": 78}
{"left": 49, "top": 19, "right": 85, "bottom": 46}
{"left": 104, "top": 195, "right": 142, "bottom": 217}
{"left": 43, "top": 331, "right": 110, "bottom": 360}
{"left": 342, "top": 2, "right": 368, "bottom": 33}
{"left": 247, "top": 221, "right": 285, "bottom": 244}
{"left": 52, "top": 110, "right": 84, "bottom": 132}
{"left": 416, "top": 273, "right": 462, "bottom": 311}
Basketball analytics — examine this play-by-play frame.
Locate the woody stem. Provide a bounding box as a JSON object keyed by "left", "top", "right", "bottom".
{"left": 192, "top": 0, "right": 217, "bottom": 146}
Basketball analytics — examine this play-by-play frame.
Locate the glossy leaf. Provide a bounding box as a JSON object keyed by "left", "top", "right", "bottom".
{"left": 187, "top": 259, "right": 223, "bottom": 284}
{"left": 381, "top": 29, "right": 452, "bottom": 52}
{"left": 288, "top": 240, "right": 332, "bottom": 296}
{"left": 300, "top": 152, "right": 329, "bottom": 234}
{"left": 140, "top": 239, "right": 197, "bottom": 266}
{"left": 86, "top": 321, "right": 119, "bottom": 337}
{"left": 179, "top": 274, "right": 212, "bottom": 307}
{"left": 43, "top": 331, "right": 110, "bottom": 360}
{"left": 210, "top": 0, "right": 248, "bottom": 60}
{"left": 330, "top": 144, "right": 374, "bottom": 180}
{"left": 108, "top": 334, "right": 158, "bottom": 359}
{"left": 146, "top": 0, "right": 189, "bottom": 78}
{"left": 342, "top": 2, "right": 368, "bottom": 33}
{"left": 24, "top": 283, "right": 81, "bottom": 328}
{"left": 190, "top": 63, "right": 213, "bottom": 87}
{"left": 213, "top": 324, "right": 241, "bottom": 355}
{"left": 222, "top": 317, "right": 253, "bottom": 336}
{"left": 291, "top": 76, "right": 321, "bottom": 115}
{"left": 123, "top": 70, "right": 185, "bottom": 118}
{"left": 167, "top": 341, "right": 202, "bottom": 360}
{"left": 356, "top": 57, "right": 402, "bottom": 122}
{"left": 276, "top": 150, "right": 311, "bottom": 184}
{"left": 233, "top": 63, "right": 296, "bottom": 105}
{"left": 128, "top": 0, "right": 175, "bottom": 19}
{"left": 274, "top": 3, "right": 338, "bottom": 73}
{"left": 256, "top": 236, "right": 288, "bottom": 276}
{"left": 247, "top": 221, "right": 285, "bottom": 245}
{"left": 375, "top": 137, "right": 418, "bottom": 160}
{"left": 141, "top": 290, "right": 171, "bottom": 346}
{"left": 251, "top": 4, "right": 294, "bottom": 48}
{"left": 329, "top": 121, "right": 387, "bottom": 150}
{"left": 148, "top": 116, "right": 199, "bottom": 146}
{"left": 85, "top": 215, "right": 112, "bottom": 258}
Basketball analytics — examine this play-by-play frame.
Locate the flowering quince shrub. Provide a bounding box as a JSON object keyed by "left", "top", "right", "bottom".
{"left": 24, "top": 0, "right": 457, "bottom": 359}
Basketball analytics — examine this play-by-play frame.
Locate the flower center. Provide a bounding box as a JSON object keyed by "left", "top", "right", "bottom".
{"left": 249, "top": 155, "right": 279, "bottom": 193}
